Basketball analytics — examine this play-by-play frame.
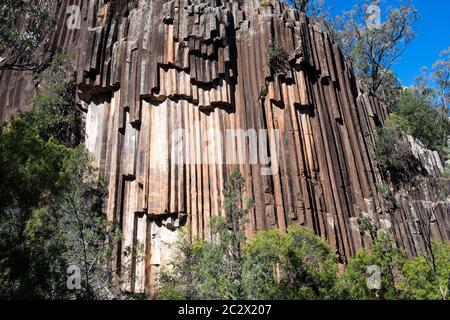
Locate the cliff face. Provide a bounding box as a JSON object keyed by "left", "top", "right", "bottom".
{"left": 0, "top": 0, "right": 448, "bottom": 294}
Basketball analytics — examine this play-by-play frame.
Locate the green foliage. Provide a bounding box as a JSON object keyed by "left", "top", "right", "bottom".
{"left": 282, "top": 0, "right": 332, "bottom": 23}
{"left": 0, "top": 85, "right": 75, "bottom": 297}
{"left": 127, "top": 0, "right": 138, "bottom": 13}
{"left": 374, "top": 70, "right": 450, "bottom": 193}
{"left": 243, "top": 226, "right": 338, "bottom": 300}
{"left": 33, "top": 54, "right": 80, "bottom": 146}
{"left": 214, "top": 9, "right": 223, "bottom": 22}
{"left": 205, "top": 166, "right": 254, "bottom": 299}
{"left": 241, "top": 229, "right": 284, "bottom": 299}
{"left": 158, "top": 166, "right": 254, "bottom": 300}
{"left": 376, "top": 180, "right": 391, "bottom": 199}
{"left": 0, "top": 110, "right": 71, "bottom": 298}
{"left": 158, "top": 166, "right": 337, "bottom": 300}
{"left": 157, "top": 196, "right": 448, "bottom": 301}
{"left": 357, "top": 217, "right": 376, "bottom": 240}
{"left": 267, "top": 41, "right": 289, "bottom": 74}
{"left": 0, "top": 54, "right": 78, "bottom": 214}
{"left": 417, "top": 47, "right": 450, "bottom": 115}
{"left": 333, "top": 232, "right": 406, "bottom": 300}
{"left": 392, "top": 90, "right": 450, "bottom": 154}
{"left": 159, "top": 224, "right": 339, "bottom": 300}
{"left": 376, "top": 70, "right": 403, "bottom": 107}
{"left": 0, "top": 56, "right": 127, "bottom": 299}
{"left": 400, "top": 241, "right": 450, "bottom": 300}
{"left": 375, "top": 180, "right": 397, "bottom": 212}
{"left": 52, "top": 148, "right": 132, "bottom": 299}
{"left": 330, "top": 0, "right": 417, "bottom": 99}
{"left": 375, "top": 115, "right": 420, "bottom": 185}
{"left": 12, "top": 147, "right": 127, "bottom": 300}
{"left": 0, "top": 0, "right": 55, "bottom": 70}
{"left": 157, "top": 162, "right": 447, "bottom": 301}
{"left": 157, "top": 230, "right": 206, "bottom": 300}
{"left": 0, "top": 120, "right": 70, "bottom": 212}
{"left": 414, "top": 48, "right": 450, "bottom": 165}
{"left": 432, "top": 47, "right": 450, "bottom": 113}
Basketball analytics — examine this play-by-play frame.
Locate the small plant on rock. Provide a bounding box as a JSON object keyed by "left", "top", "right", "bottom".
{"left": 267, "top": 41, "right": 289, "bottom": 74}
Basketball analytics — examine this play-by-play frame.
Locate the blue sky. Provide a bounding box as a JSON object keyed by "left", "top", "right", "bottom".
{"left": 331, "top": 0, "right": 450, "bottom": 86}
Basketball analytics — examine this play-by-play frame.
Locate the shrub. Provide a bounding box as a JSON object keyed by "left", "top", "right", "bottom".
{"left": 157, "top": 166, "right": 254, "bottom": 300}
{"left": 0, "top": 0, "right": 55, "bottom": 69}
{"left": 400, "top": 241, "right": 450, "bottom": 300}
{"left": 393, "top": 90, "right": 450, "bottom": 154}
{"left": 357, "top": 216, "right": 377, "bottom": 240}
{"left": 0, "top": 55, "right": 129, "bottom": 299}
{"left": 375, "top": 115, "right": 421, "bottom": 186}
{"left": 127, "top": 0, "right": 138, "bottom": 12}
{"left": 243, "top": 226, "right": 338, "bottom": 300}
{"left": 267, "top": 41, "right": 289, "bottom": 74}
{"left": 157, "top": 230, "right": 206, "bottom": 300}
{"left": 31, "top": 54, "right": 80, "bottom": 146}
{"left": 332, "top": 232, "right": 406, "bottom": 300}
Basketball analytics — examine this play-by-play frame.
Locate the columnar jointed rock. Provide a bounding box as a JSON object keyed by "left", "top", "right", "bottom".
{"left": 0, "top": 0, "right": 448, "bottom": 295}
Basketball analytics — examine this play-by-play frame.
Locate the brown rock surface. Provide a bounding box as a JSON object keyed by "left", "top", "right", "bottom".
{"left": 0, "top": 0, "right": 448, "bottom": 294}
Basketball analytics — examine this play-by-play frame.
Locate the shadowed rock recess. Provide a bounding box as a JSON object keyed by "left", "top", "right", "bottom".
{"left": 0, "top": 0, "right": 448, "bottom": 294}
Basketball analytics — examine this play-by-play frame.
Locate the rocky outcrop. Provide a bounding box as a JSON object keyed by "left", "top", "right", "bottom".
{"left": 0, "top": 0, "right": 448, "bottom": 295}
{"left": 390, "top": 135, "right": 450, "bottom": 258}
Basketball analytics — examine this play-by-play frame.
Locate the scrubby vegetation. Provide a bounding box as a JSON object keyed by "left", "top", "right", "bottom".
{"left": 158, "top": 166, "right": 254, "bottom": 300}
{"left": 0, "top": 55, "right": 134, "bottom": 299}
{"left": 374, "top": 46, "right": 450, "bottom": 186}
{"left": 243, "top": 226, "right": 337, "bottom": 300}
{"left": 0, "top": 0, "right": 55, "bottom": 70}
{"left": 333, "top": 232, "right": 406, "bottom": 300}
{"left": 371, "top": 50, "right": 450, "bottom": 301}
{"left": 392, "top": 91, "right": 450, "bottom": 154}
{"left": 267, "top": 41, "right": 289, "bottom": 74}
{"left": 127, "top": 0, "right": 139, "bottom": 13}
{"left": 158, "top": 167, "right": 337, "bottom": 300}
{"left": 400, "top": 241, "right": 450, "bottom": 300}
{"left": 375, "top": 114, "right": 422, "bottom": 186}
{"left": 375, "top": 89, "right": 450, "bottom": 186}
{"left": 1, "top": 0, "right": 448, "bottom": 302}
{"left": 157, "top": 168, "right": 450, "bottom": 300}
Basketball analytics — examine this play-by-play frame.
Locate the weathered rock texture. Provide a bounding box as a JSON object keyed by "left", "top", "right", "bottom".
{"left": 0, "top": 0, "right": 449, "bottom": 294}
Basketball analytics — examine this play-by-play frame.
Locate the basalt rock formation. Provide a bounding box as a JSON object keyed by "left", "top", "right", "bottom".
{"left": 0, "top": 0, "right": 448, "bottom": 295}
